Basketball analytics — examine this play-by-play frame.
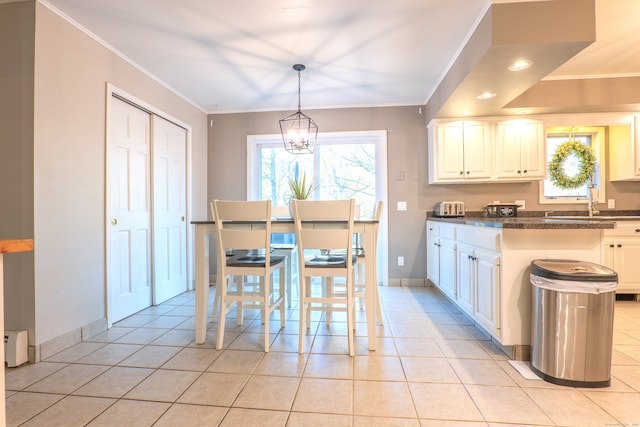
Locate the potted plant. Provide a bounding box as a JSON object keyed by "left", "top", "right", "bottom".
{"left": 288, "top": 172, "right": 317, "bottom": 216}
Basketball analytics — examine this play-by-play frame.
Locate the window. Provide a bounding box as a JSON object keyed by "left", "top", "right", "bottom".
{"left": 248, "top": 131, "right": 386, "bottom": 217}
{"left": 539, "top": 127, "right": 605, "bottom": 205}
{"left": 247, "top": 130, "right": 388, "bottom": 284}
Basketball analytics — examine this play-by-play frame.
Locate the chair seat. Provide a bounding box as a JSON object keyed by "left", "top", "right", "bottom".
{"left": 227, "top": 254, "right": 286, "bottom": 267}
{"left": 306, "top": 254, "right": 358, "bottom": 267}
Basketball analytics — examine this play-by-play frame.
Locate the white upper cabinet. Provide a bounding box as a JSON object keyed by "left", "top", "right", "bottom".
{"left": 609, "top": 117, "right": 640, "bottom": 181}
{"left": 428, "top": 120, "right": 492, "bottom": 183}
{"left": 494, "top": 120, "right": 545, "bottom": 180}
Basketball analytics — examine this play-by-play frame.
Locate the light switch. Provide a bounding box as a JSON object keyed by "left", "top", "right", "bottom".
{"left": 397, "top": 201, "right": 407, "bottom": 211}
{"left": 397, "top": 256, "right": 404, "bottom": 266}
{"left": 608, "top": 199, "right": 615, "bottom": 209}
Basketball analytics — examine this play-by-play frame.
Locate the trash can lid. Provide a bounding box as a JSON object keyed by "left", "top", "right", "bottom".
{"left": 531, "top": 259, "right": 618, "bottom": 282}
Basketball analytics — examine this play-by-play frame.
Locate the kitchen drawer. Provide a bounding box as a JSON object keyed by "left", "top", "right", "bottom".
{"left": 603, "top": 222, "right": 640, "bottom": 237}
{"left": 440, "top": 223, "right": 457, "bottom": 240}
{"left": 458, "top": 225, "right": 501, "bottom": 252}
{"left": 426, "top": 221, "right": 439, "bottom": 236}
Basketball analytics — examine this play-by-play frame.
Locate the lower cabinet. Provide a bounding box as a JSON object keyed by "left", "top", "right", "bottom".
{"left": 473, "top": 248, "right": 501, "bottom": 337}
{"left": 439, "top": 238, "right": 457, "bottom": 300}
{"left": 457, "top": 241, "right": 501, "bottom": 337}
{"left": 427, "top": 221, "right": 501, "bottom": 339}
{"left": 456, "top": 243, "right": 474, "bottom": 315}
{"left": 602, "top": 222, "right": 640, "bottom": 293}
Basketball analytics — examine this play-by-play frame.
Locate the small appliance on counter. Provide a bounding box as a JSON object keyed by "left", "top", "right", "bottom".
{"left": 434, "top": 201, "right": 465, "bottom": 218}
{"left": 484, "top": 203, "right": 521, "bottom": 218}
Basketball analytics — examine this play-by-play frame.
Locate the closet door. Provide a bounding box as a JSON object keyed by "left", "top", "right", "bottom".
{"left": 107, "top": 97, "right": 152, "bottom": 323}
{"left": 152, "top": 116, "right": 187, "bottom": 304}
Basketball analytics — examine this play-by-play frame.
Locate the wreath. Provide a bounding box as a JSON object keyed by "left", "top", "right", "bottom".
{"left": 548, "top": 140, "right": 596, "bottom": 189}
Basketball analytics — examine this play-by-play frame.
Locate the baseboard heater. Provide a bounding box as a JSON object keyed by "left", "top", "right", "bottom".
{"left": 4, "top": 330, "right": 28, "bottom": 367}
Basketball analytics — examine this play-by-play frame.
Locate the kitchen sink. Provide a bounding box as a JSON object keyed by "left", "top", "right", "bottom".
{"left": 546, "top": 215, "right": 640, "bottom": 220}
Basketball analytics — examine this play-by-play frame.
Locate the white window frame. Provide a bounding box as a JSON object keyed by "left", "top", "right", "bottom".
{"left": 247, "top": 130, "right": 389, "bottom": 286}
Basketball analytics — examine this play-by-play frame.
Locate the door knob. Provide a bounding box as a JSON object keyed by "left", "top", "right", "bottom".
{"left": 111, "top": 218, "right": 118, "bottom": 225}
{"left": 181, "top": 216, "right": 185, "bottom": 221}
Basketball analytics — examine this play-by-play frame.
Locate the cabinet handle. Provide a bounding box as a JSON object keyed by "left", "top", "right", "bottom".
{"left": 466, "top": 171, "right": 470, "bottom": 175}
{"left": 459, "top": 171, "right": 464, "bottom": 175}
{"left": 517, "top": 170, "right": 521, "bottom": 174}
{"left": 617, "top": 244, "right": 622, "bottom": 248}
{"left": 610, "top": 244, "right": 614, "bottom": 248}
{"left": 635, "top": 229, "right": 640, "bottom": 233}
{"left": 523, "top": 169, "right": 528, "bottom": 173}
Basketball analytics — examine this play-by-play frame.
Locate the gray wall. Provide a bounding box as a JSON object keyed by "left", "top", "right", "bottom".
{"left": 208, "top": 108, "right": 640, "bottom": 282}
{"left": 1, "top": 1, "right": 208, "bottom": 348}
{"left": 0, "top": 1, "right": 36, "bottom": 339}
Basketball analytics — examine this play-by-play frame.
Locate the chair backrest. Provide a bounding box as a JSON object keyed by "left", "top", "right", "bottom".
{"left": 292, "top": 199, "right": 355, "bottom": 264}
{"left": 210, "top": 200, "right": 272, "bottom": 257}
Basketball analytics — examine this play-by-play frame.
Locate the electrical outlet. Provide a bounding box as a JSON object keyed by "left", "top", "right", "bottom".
{"left": 608, "top": 199, "right": 615, "bottom": 209}
{"left": 515, "top": 199, "right": 525, "bottom": 210}
{"left": 397, "top": 256, "right": 404, "bottom": 266}
{"left": 397, "top": 201, "right": 407, "bottom": 211}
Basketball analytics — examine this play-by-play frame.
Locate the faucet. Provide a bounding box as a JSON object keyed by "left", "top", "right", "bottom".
{"left": 588, "top": 183, "right": 600, "bottom": 217}
{"left": 544, "top": 210, "right": 554, "bottom": 217}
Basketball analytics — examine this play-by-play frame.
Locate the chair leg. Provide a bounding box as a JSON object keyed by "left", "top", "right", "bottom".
{"left": 375, "top": 285, "right": 384, "bottom": 326}
{"left": 263, "top": 275, "right": 270, "bottom": 352}
{"left": 298, "top": 277, "right": 307, "bottom": 354}
{"left": 216, "top": 275, "right": 228, "bottom": 350}
{"left": 211, "top": 283, "right": 220, "bottom": 323}
{"left": 347, "top": 275, "right": 355, "bottom": 357}
{"left": 325, "top": 277, "right": 332, "bottom": 327}
{"left": 286, "top": 253, "right": 292, "bottom": 308}
{"left": 237, "top": 275, "right": 244, "bottom": 326}
{"left": 279, "top": 269, "right": 286, "bottom": 329}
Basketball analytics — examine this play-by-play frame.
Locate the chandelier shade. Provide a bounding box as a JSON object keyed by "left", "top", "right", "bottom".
{"left": 280, "top": 64, "right": 317, "bottom": 154}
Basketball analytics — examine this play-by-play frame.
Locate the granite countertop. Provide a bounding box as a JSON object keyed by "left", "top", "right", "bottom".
{"left": 426, "top": 210, "right": 640, "bottom": 229}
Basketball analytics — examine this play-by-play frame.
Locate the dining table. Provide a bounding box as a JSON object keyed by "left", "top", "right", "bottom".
{"left": 191, "top": 218, "right": 380, "bottom": 351}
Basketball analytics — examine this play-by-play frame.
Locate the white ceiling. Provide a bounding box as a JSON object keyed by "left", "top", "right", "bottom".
{"left": 35, "top": 0, "right": 640, "bottom": 114}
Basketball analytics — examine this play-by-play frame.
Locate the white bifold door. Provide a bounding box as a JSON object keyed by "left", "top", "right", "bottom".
{"left": 107, "top": 96, "right": 187, "bottom": 324}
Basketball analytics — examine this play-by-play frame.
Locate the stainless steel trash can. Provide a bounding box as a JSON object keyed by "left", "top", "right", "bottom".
{"left": 530, "top": 259, "right": 618, "bottom": 387}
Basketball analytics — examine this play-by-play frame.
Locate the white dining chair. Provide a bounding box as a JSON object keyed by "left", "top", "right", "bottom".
{"left": 354, "top": 201, "right": 384, "bottom": 324}
{"left": 292, "top": 199, "right": 357, "bottom": 356}
{"left": 211, "top": 200, "right": 286, "bottom": 352}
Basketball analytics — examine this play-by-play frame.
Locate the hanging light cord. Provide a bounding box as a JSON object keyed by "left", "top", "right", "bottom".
{"left": 296, "top": 69, "right": 302, "bottom": 113}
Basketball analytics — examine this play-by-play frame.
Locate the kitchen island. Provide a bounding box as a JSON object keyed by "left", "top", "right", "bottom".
{"left": 426, "top": 215, "right": 618, "bottom": 360}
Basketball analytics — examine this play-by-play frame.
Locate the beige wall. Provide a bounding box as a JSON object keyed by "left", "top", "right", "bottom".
{"left": 208, "top": 108, "right": 640, "bottom": 282}
{"left": 1, "top": 1, "right": 208, "bottom": 348}
{"left": 0, "top": 1, "right": 36, "bottom": 338}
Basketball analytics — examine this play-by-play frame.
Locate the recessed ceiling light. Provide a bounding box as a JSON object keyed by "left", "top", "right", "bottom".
{"left": 508, "top": 59, "right": 533, "bottom": 71}
{"left": 477, "top": 92, "right": 496, "bottom": 100}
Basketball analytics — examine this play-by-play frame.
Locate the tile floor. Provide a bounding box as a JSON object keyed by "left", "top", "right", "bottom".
{"left": 5, "top": 286, "right": 640, "bottom": 426}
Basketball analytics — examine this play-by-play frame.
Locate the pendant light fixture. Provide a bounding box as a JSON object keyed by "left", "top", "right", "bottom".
{"left": 279, "top": 64, "right": 318, "bottom": 154}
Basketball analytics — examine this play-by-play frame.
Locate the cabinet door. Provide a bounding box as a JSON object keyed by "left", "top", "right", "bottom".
{"left": 439, "top": 238, "right": 457, "bottom": 300}
{"left": 435, "top": 122, "right": 465, "bottom": 181}
{"left": 427, "top": 234, "right": 440, "bottom": 286}
{"left": 474, "top": 249, "right": 501, "bottom": 336}
{"left": 494, "top": 122, "right": 521, "bottom": 178}
{"left": 518, "top": 121, "right": 545, "bottom": 178}
{"left": 456, "top": 243, "right": 474, "bottom": 315}
{"left": 613, "top": 238, "right": 640, "bottom": 293}
{"left": 495, "top": 120, "right": 544, "bottom": 180}
{"left": 463, "top": 121, "right": 492, "bottom": 180}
